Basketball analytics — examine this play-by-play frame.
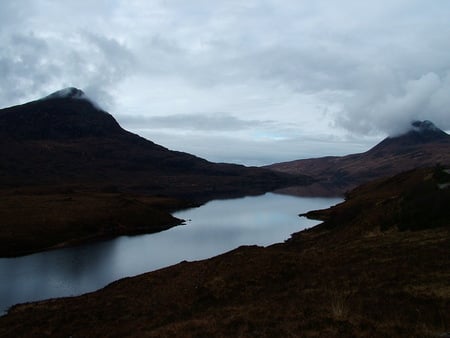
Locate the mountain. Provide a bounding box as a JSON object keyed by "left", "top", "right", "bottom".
{"left": 0, "top": 88, "right": 125, "bottom": 140}
{"left": 0, "top": 88, "right": 307, "bottom": 198}
{"left": 266, "top": 120, "right": 450, "bottom": 195}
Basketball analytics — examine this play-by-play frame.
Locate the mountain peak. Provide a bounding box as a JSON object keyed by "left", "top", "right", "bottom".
{"left": 43, "top": 87, "right": 88, "bottom": 100}
{"left": 404, "top": 120, "right": 449, "bottom": 141}
{"left": 411, "top": 120, "right": 440, "bottom": 133}
{"left": 0, "top": 88, "right": 125, "bottom": 140}
{"left": 369, "top": 120, "right": 449, "bottom": 154}
{"left": 41, "top": 87, "right": 104, "bottom": 110}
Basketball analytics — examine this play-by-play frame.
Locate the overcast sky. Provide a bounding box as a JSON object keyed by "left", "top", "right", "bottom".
{"left": 1, "top": 1, "right": 449, "bottom": 165}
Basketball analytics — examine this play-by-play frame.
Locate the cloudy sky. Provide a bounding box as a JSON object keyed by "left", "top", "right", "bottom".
{"left": 1, "top": 1, "right": 449, "bottom": 165}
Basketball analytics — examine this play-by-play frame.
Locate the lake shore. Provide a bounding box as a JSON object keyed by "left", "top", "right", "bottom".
{"left": 1, "top": 167, "right": 449, "bottom": 337}
{"left": 0, "top": 187, "right": 197, "bottom": 258}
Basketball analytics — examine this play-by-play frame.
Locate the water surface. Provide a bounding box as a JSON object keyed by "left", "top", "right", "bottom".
{"left": 0, "top": 193, "right": 341, "bottom": 313}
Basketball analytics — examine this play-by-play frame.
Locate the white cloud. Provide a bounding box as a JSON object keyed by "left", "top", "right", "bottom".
{"left": 338, "top": 72, "right": 450, "bottom": 136}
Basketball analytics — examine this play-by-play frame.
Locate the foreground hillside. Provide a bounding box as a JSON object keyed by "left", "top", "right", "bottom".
{"left": 1, "top": 167, "right": 449, "bottom": 337}
{"left": 267, "top": 120, "right": 450, "bottom": 195}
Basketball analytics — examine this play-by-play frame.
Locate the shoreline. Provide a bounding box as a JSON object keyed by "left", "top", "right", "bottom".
{"left": 0, "top": 190, "right": 194, "bottom": 258}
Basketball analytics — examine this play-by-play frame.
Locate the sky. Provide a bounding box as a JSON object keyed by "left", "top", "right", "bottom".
{"left": 1, "top": 1, "right": 449, "bottom": 165}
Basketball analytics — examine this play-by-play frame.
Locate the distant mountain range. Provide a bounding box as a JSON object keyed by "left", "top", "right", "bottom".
{"left": 267, "top": 120, "right": 450, "bottom": 195}
{"left": 0, "top": 88, "right": 307, "bottom": 198}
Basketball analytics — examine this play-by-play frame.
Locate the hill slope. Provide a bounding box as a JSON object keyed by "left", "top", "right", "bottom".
{"left": 266, "top": 120, "right": 450, "bottom": 194}
{"left": 1, "top": 167, "right": 448, "bottom": 337}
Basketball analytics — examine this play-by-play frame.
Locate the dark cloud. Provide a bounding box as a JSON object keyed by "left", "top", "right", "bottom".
{"left": 0, "top": 33, "right": 54, "bottom": 104}
{"left": 0, "top": 28, "right": 134, "bottom": 109}
{"left": 0, "top": 1, "right": 31, "bottom": 27}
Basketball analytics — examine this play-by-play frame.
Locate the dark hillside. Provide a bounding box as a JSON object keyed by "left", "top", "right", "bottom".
{"left": 301, "top": 166, "right": 450, "bottom": 237}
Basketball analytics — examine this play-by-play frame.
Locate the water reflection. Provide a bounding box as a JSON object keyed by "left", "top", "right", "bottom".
{"left": 1, "top": 240, "right": 119, "bottom": 311}
{"left": 0, "top": 193, "right": 341, "bottom": 313}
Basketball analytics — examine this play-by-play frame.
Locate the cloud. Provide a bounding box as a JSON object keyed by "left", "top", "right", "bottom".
{"left": 0, "top": 29, "right": 135, "bottom": 109}
{"left": 337, "top": 72, "right": 450, "bottom": 136}
{"left": 0, "top": 0, "right": 449, "bottom": 164}
{"left": 117, "top": 113, "right": 275, "bottom": 132}
{"left": 0, "top": 33, "right": 53, "bottom": 103}
{"left": 117, "top": 0, "right": 450, "bottom": 137}
{"left": 0, "top": 1, "right": 135, "bottom": 108}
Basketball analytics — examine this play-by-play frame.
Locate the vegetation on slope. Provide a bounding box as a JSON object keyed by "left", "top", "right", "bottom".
{"left": 303, "top": 165, "right": 450, "bottom": 233}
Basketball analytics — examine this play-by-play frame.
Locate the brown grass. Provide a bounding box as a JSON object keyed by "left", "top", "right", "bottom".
{"left": 329, "top": 289, "right": 351, "bottom": 321}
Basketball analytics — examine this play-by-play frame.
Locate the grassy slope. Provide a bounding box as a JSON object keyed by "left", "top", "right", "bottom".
{"left": 0, "top": 168, "right": 449, "bottom": 337}
{"left": 0, "top": 187, "right": 190, "bottom": 257}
